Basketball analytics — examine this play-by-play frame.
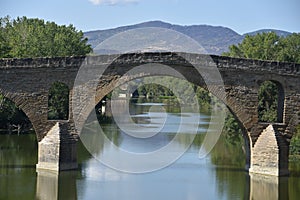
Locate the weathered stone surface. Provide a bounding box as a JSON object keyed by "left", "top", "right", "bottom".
{"left": 36, "top": 122, "right": 77, "bottom": 171}
{"left": 249, "top": 124, "right": 289, "bottom": 176}
{"left": 0, "top": 52, "right": 299, "bottom": 174}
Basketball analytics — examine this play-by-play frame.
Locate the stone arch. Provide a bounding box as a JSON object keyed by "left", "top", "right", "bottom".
{"left": 0, "top": 88, "right": 38, "bottom": 140}
{"left": 74, "top": 53, "right": 256, "bottom": 137}
{"left": 257, "top": 80, "right": 285, "bottom": 123}
{"left": 72, "top": 53, "right": 258, "bottom": 169}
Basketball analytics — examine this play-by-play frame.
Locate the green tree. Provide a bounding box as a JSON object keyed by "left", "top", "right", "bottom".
{"left": 196, "top": 87, "right": 211, "bottom": 111}
{"left": 223, "top": 113, "right": 242, "bottom": 145}
{"left": 276, "top": 33, "right": 300, "bottom": 63}
{"left": 0, "top": 17, "right": 11, "bottom": 58}
{"left": 223, "top": 32, "right": 280, "bottom": 60}
{"left": 290, "top": 125, "right": 300, "bottom": 159}
{"left": 0, "top": 16, "right": 92, "bottom": 58}
{"left": 48, "top": 82, "right": 69, "bottom": 120}
{"left": 258, "top": 81, "right": 278, "bottom": 122}
{"left": 223, "top": 32, "right": 300, "bottom": 63}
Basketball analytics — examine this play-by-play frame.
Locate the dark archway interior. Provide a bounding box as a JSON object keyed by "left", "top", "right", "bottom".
{"left": 0, "top": 93, "right": 33, "bottom": 134}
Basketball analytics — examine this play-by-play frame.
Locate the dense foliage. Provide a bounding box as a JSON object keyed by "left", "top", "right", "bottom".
{"left": 0, "top": 16, "right": 92, "bottom": 58}
{"left": 132, "top": 77, "right": 212, "bottom": 111}
{"left": 290, "top": 125, "right": 300, "bottom": 160}
{"left": 258, "top": 81, "right": 278, "bottom": 122}
{"left": 223, "top": 113, "right": 242, "bottom": 145}
{"left": 0, "top": 16, "right": 92, "bottom": 130}
{"left": 48, "top": 82, "right": 69, "bottom": 120}
{"left": 223, "top": 32, "right": 300, "bottom": 63}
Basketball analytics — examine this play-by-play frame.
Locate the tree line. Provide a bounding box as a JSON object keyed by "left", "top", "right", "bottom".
{"left": 0, "top": 16, "right": 92, "bottom": 58}
{"left": 223, "top": 31, "right": 300, "bottom": 63}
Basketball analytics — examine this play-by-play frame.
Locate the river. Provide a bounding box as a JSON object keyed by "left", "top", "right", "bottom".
{"left": 1, "top": 98, "right": 300, "bottom": 200}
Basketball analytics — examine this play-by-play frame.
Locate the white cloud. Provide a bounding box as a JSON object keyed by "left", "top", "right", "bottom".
{"left": 89, "top": 0, "right": 139, "bottom": 6}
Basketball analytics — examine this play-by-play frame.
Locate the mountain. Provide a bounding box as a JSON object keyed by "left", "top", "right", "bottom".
{"left": 84, "top": 21, "right": 292, "bottom": 55}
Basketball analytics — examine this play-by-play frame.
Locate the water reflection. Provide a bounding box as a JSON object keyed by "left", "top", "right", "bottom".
{"left": 36, "top": 170, "right": 59, "bottom": 200}
{"left": 214, "top": 168, "right": 250, "bottom": 199}
{"left": 0, "top": 133, "right": 37, "bottom": 166}
{"left": 1, "top": 99, "right": 300, "bottom": 199}
{"left": 249, "top": 173, "right": 289, "bottom": 200}
{"left": 36, "top": 170, "right": 77, "bottom": 200}
{"left": 0, "top": 134, "right": 37, "bottom": 200}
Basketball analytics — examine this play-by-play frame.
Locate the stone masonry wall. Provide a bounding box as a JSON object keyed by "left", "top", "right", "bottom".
{"left": 0, "top": 52, "right": 299, "bottom": 145}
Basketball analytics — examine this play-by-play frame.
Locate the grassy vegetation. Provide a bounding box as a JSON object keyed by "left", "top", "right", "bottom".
{"left": 290, "top": 125, "right": 300, "bottom": 161}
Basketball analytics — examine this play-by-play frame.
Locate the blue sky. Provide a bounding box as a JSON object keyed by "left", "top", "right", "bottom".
{"left": 1, "top": 0, "right": 299, "bottom": 34}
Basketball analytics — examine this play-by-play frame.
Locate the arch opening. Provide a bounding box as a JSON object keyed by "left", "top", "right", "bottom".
{"left": 73, "top": 53, "right": 253, "bottom": 171}
{"left": 0, "top": 93, "right": 33, "bottom": 134}
{"left": 48, "top": 82, "right": 70, "bottom": 120}
{"left": 88, "top": 76, "right": 250, "bottom": 170}
{"left": 258, "top": 80, "right": 284, "bottom": 123}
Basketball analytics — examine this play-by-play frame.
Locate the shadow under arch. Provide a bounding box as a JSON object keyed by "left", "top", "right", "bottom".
{"left": 0, "top": 89, "right": 37, "bottom": 138}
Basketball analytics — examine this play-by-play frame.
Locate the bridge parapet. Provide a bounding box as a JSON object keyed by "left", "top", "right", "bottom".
{"left": 1, "top": 53, "right": 299, "bottom": 76}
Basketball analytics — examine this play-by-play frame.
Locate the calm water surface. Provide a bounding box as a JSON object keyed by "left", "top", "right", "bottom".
{"left": 1, "top": 99, "right": 300, "bottom": 200}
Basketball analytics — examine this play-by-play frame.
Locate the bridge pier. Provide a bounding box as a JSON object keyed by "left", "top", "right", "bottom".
{"left": 249, "top": 124, "right": 289, "bottom": 176}
{"left": 36, "top": 122, "right": 78, "bottom": 172}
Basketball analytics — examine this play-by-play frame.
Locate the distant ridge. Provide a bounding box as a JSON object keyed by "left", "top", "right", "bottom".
{"left": 244, "top": 29, "right": 291, "bottom": 37}
{"left": 84, "top": 21, "right": 293, "bottom": 55}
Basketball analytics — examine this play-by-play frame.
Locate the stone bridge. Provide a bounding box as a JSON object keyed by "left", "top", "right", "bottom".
{"left": 0, "top": 52, "right": 299, "bottom": 176}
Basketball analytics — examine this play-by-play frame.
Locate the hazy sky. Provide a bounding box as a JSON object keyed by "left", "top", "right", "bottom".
{"left": 1, "top": 0, "right": 299, "bottom": 34}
